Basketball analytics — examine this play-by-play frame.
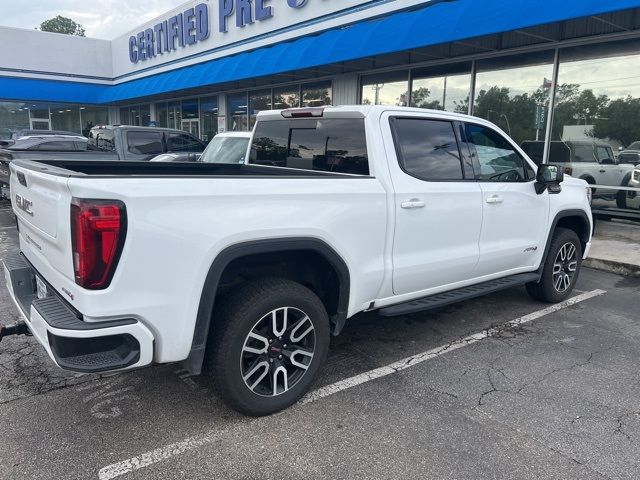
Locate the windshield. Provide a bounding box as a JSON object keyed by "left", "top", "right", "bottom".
{"left": 199, "top": 136, "right": 250, "bottom": 164}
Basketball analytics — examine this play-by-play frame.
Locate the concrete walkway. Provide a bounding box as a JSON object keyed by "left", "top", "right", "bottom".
{"left": 585, "top": 219, "right": 640, "bottom": 277}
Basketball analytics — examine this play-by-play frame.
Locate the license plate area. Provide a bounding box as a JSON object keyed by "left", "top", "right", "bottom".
{"left": 36, "top": 275, "right": 49, "bottom": 300}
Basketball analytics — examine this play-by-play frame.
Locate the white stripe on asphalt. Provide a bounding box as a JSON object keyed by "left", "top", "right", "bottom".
{"left": 98, "top": 289, "right": 606, "bottom": 480}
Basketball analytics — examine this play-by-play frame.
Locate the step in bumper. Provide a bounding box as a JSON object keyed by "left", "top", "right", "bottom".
{"left": 2, "top": 252, "right": 154, "bottom": 373}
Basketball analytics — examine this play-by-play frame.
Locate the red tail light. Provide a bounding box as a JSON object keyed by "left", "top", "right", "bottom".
{"left": 70, "top": 199, "right": 127, "bottom": 290}
{"left": 564, "top": 167, "right": 573, "bottom": 176}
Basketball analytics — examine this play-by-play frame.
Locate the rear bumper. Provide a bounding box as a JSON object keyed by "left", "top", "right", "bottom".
{"left": 2, "top": 252, "right": 154, "bottom": 373}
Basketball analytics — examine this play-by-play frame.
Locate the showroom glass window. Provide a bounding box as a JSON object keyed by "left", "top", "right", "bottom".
{"left": 155, "top": 102, "right": 168, "bottom": 128}
{"left": 302, "top": 81, "right": 332, "bottom": 107}
{"left": 249, "top": 90, "right": 272, "bottom": 128}
{"left": 392, "top": 117, "right": 464, "bottom": 181}
{"left": 361, "top": 70, "right": 409, "bottom": 106}
{"left": 168, "top": 101, "right": 182, "bottom": 130}
{"left": 200, "top": 96, "right": 218, "bottom": 142}
{"left": 0, "top": 102, "right": 30, "bottom": 138}
{"left": 51, "top": 104, "right": 81, "bottom": 133}
{"left": 228, "top": 93, "right": 249, "bottom": 131}
{"left": 120, "top": 107, "right": 130, "bottom": 125}
{"left": 550, "top": 39, "right": 640, "bottom": 210}
{"left": 80, "top": 107, "right": 108, "bottom": 137}
{"left": 130, "top": 106, "right": 141, "bottom": 126}
{"left": 551, "top": 40, "right": 640, "bottom": 158}
{"left": 273, "top": 86, "right": 300, "bottom": 110}
{"left": 411, "top": 63, "right": 472, "bottom": 113}
{"left": 140, "top": 104, "right": 151, "bottom": 127}
{"left": 474, "top": 51, "right": 554, "bottom": 146}
{"left": 29, "top": 103, "right": 49, "bottom": 122}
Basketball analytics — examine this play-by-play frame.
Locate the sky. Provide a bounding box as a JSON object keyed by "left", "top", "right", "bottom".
{"left": 1, "top": 0, "right": 178, "bottom": 39}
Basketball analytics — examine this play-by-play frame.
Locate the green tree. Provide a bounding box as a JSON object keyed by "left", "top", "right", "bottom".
{"left": 410, "top": 87, "right": 442, "bottom": 110}
{"left": 39, "top": 16, "right": 85, "bottom": 36}
{"left": 593, "top": 96, "right": 640, "bottom": 147}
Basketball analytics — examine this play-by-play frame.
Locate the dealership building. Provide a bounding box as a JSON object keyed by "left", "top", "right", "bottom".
{"left": 1, "top": 0, "right": 640, "bottom": 159}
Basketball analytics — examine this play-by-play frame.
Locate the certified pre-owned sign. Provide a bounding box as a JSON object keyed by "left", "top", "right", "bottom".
{"left": 128, "top": 0, "right": 314, "bottom": 64}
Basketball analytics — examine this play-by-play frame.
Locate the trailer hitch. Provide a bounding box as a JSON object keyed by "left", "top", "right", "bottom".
{"left": 0, "top": 322, "right": 30, "bottom": 344}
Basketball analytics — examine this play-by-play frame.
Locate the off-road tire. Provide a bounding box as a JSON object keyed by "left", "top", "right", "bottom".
{"left": 526, "top": 228, "right": 583, "bottom": 303}
{"left": 204, "top": 278, "right": 330, "bottom": 416}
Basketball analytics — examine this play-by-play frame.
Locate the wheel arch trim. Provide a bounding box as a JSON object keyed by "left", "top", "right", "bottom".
{"left": 539, "top": 209, "right": 591, "bottom": 275}
{"left": 184, "top": 237, "right": 351, "bottom": 375}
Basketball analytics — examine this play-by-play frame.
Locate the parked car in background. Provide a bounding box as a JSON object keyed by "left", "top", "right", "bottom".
{"left": 150, "top": 132, "right": 252, "bottom": 164}
{"left": 199, "top": 132, "right": 252, "bottom": 164}
{"left": 0, "top": 135, "right": 106, "bottom": 197}
{"left": 521, "top": 140, "right": 636, "bottom": 208}
{"left": 620, "top": 164, "right": 640, "bottom": 210}
{"left": 1, "top": 126, "right": 207, "bottom": 198}
{"left": 4, "top": 135, "right": 89, "bottom": 151}
{"left": 88, "top": 125, "right": 206, "bottom": 159}
{"left": 616, "top": 141, "right": 640, "bottom": 166}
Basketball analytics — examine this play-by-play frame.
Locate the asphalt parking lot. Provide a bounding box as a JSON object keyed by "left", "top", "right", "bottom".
{"left": 1, "top": 198, "right": 639, "bottom": 480}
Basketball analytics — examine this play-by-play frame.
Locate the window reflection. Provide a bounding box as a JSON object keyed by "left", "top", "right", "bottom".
{"left": 474, "top": 53, "right": 554, "bottom": 146}
{"left": 228, "top": 93, "right": 248, "bottom": 132}
{"left": 411, "top": 63, "right": 472, "bottom": 113}
{"left": 551, "top": 40, "right": 640, "bottom": 211}
{"left": 361, "top": 71, "right": 409, "bottom": 106}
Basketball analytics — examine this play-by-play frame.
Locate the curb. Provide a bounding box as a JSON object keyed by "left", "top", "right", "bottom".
{"left": 583, "top": 258, "right": 640, "bottom": 278}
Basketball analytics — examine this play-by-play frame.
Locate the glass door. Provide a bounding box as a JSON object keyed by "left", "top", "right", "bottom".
{"left": 181, "top": 119, "right": 200, "bottom": 138}
{"left": 30, "top": 119, "right": 50, "bottom": 130}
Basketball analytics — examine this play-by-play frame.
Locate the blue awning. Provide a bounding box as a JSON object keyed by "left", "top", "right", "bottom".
{"left": 2, "top": 0, "right": 640, "bottom": 104}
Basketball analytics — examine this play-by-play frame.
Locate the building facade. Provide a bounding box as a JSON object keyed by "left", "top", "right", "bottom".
{"left": 1, "top": 0, "right": 640, "bottom": 171}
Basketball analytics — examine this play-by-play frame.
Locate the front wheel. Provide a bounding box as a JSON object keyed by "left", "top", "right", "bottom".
{"left": 205, "top": 278, "right": 330, "bottom": 416}
{"left": 526, "top": 228, "right": 583, "bottom": 303}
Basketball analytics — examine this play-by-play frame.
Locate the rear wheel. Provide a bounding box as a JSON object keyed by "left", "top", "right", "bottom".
{"left": 205, "top": 278, "right": 330, "bottom": 416}
{"left": 526, "top": 228, "right": 583, "bottom": 303}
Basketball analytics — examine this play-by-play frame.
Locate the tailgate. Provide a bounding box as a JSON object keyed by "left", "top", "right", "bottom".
{"left": 9, "top": 161, "right": 75, "bottom": 281}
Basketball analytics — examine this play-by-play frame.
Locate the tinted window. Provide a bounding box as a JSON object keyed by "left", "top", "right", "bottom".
{"left": 392, "top": 118, "right": 463, "bottom": 181}
{"left": 166, "top": 132, "right": 205, "bottom": 152}
{"left": 466, "top": 124, "right": 527, "bottom": 182}
{"left": 127, "top": 131, "right": 164, "bottom": 155}
{"left": 36, "top": 141, "right": 78, "bottom": 151}
{"left": 596, "top": 146, "right": 613, "bottom": 162}
{"left": 250, "top": 118, "right": 369, "bottom": 175}
{"left": 572, "top": 145, "right": 595, "bottom": 163}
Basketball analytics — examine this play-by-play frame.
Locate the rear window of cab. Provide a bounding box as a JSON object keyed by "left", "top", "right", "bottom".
{"left": 249, "top": 118, "right": 369, "bottom": 175}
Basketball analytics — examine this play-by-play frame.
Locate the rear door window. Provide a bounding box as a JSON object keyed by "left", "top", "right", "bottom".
{"left": 166, "top": 133, "right": 205, "bottom": 152}
{"left": 127, "top": 131, "right": 164, "bottom": 155}
{"left": 391, "top": 117, "right": 464, "bottom": 181}
{"left": 572, "top": 145, "right": 595, "bottom": 163}
{"left": 250, "top": 118, "right": 369, "bottom": 175}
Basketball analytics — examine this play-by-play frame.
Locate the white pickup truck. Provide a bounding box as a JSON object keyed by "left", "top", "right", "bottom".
{"left": 2, "top": 106, "right": 593, "bottom": 416}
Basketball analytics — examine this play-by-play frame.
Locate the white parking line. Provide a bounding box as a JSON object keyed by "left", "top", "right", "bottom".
{"left": 97, "top": 289, "right": 606, "bottom": 480}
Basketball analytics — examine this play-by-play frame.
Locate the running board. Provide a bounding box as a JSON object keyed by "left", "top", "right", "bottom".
{"left": 379, "top": 273, "right": 541, "bottom": 317}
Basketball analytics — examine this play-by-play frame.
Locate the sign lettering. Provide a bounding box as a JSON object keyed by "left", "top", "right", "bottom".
{"left": 129, "top": 0, "right": 314, "bottom": 64}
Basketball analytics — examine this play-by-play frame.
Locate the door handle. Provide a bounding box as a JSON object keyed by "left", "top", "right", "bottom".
{"left": 486, "top": 195, "right": 504, "bottom": 204}
{"left": 599, "top": 169, "right": 606, "bottom": 173}
{"left": 401, "top": 199, "right": 426, "bottom": 209}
